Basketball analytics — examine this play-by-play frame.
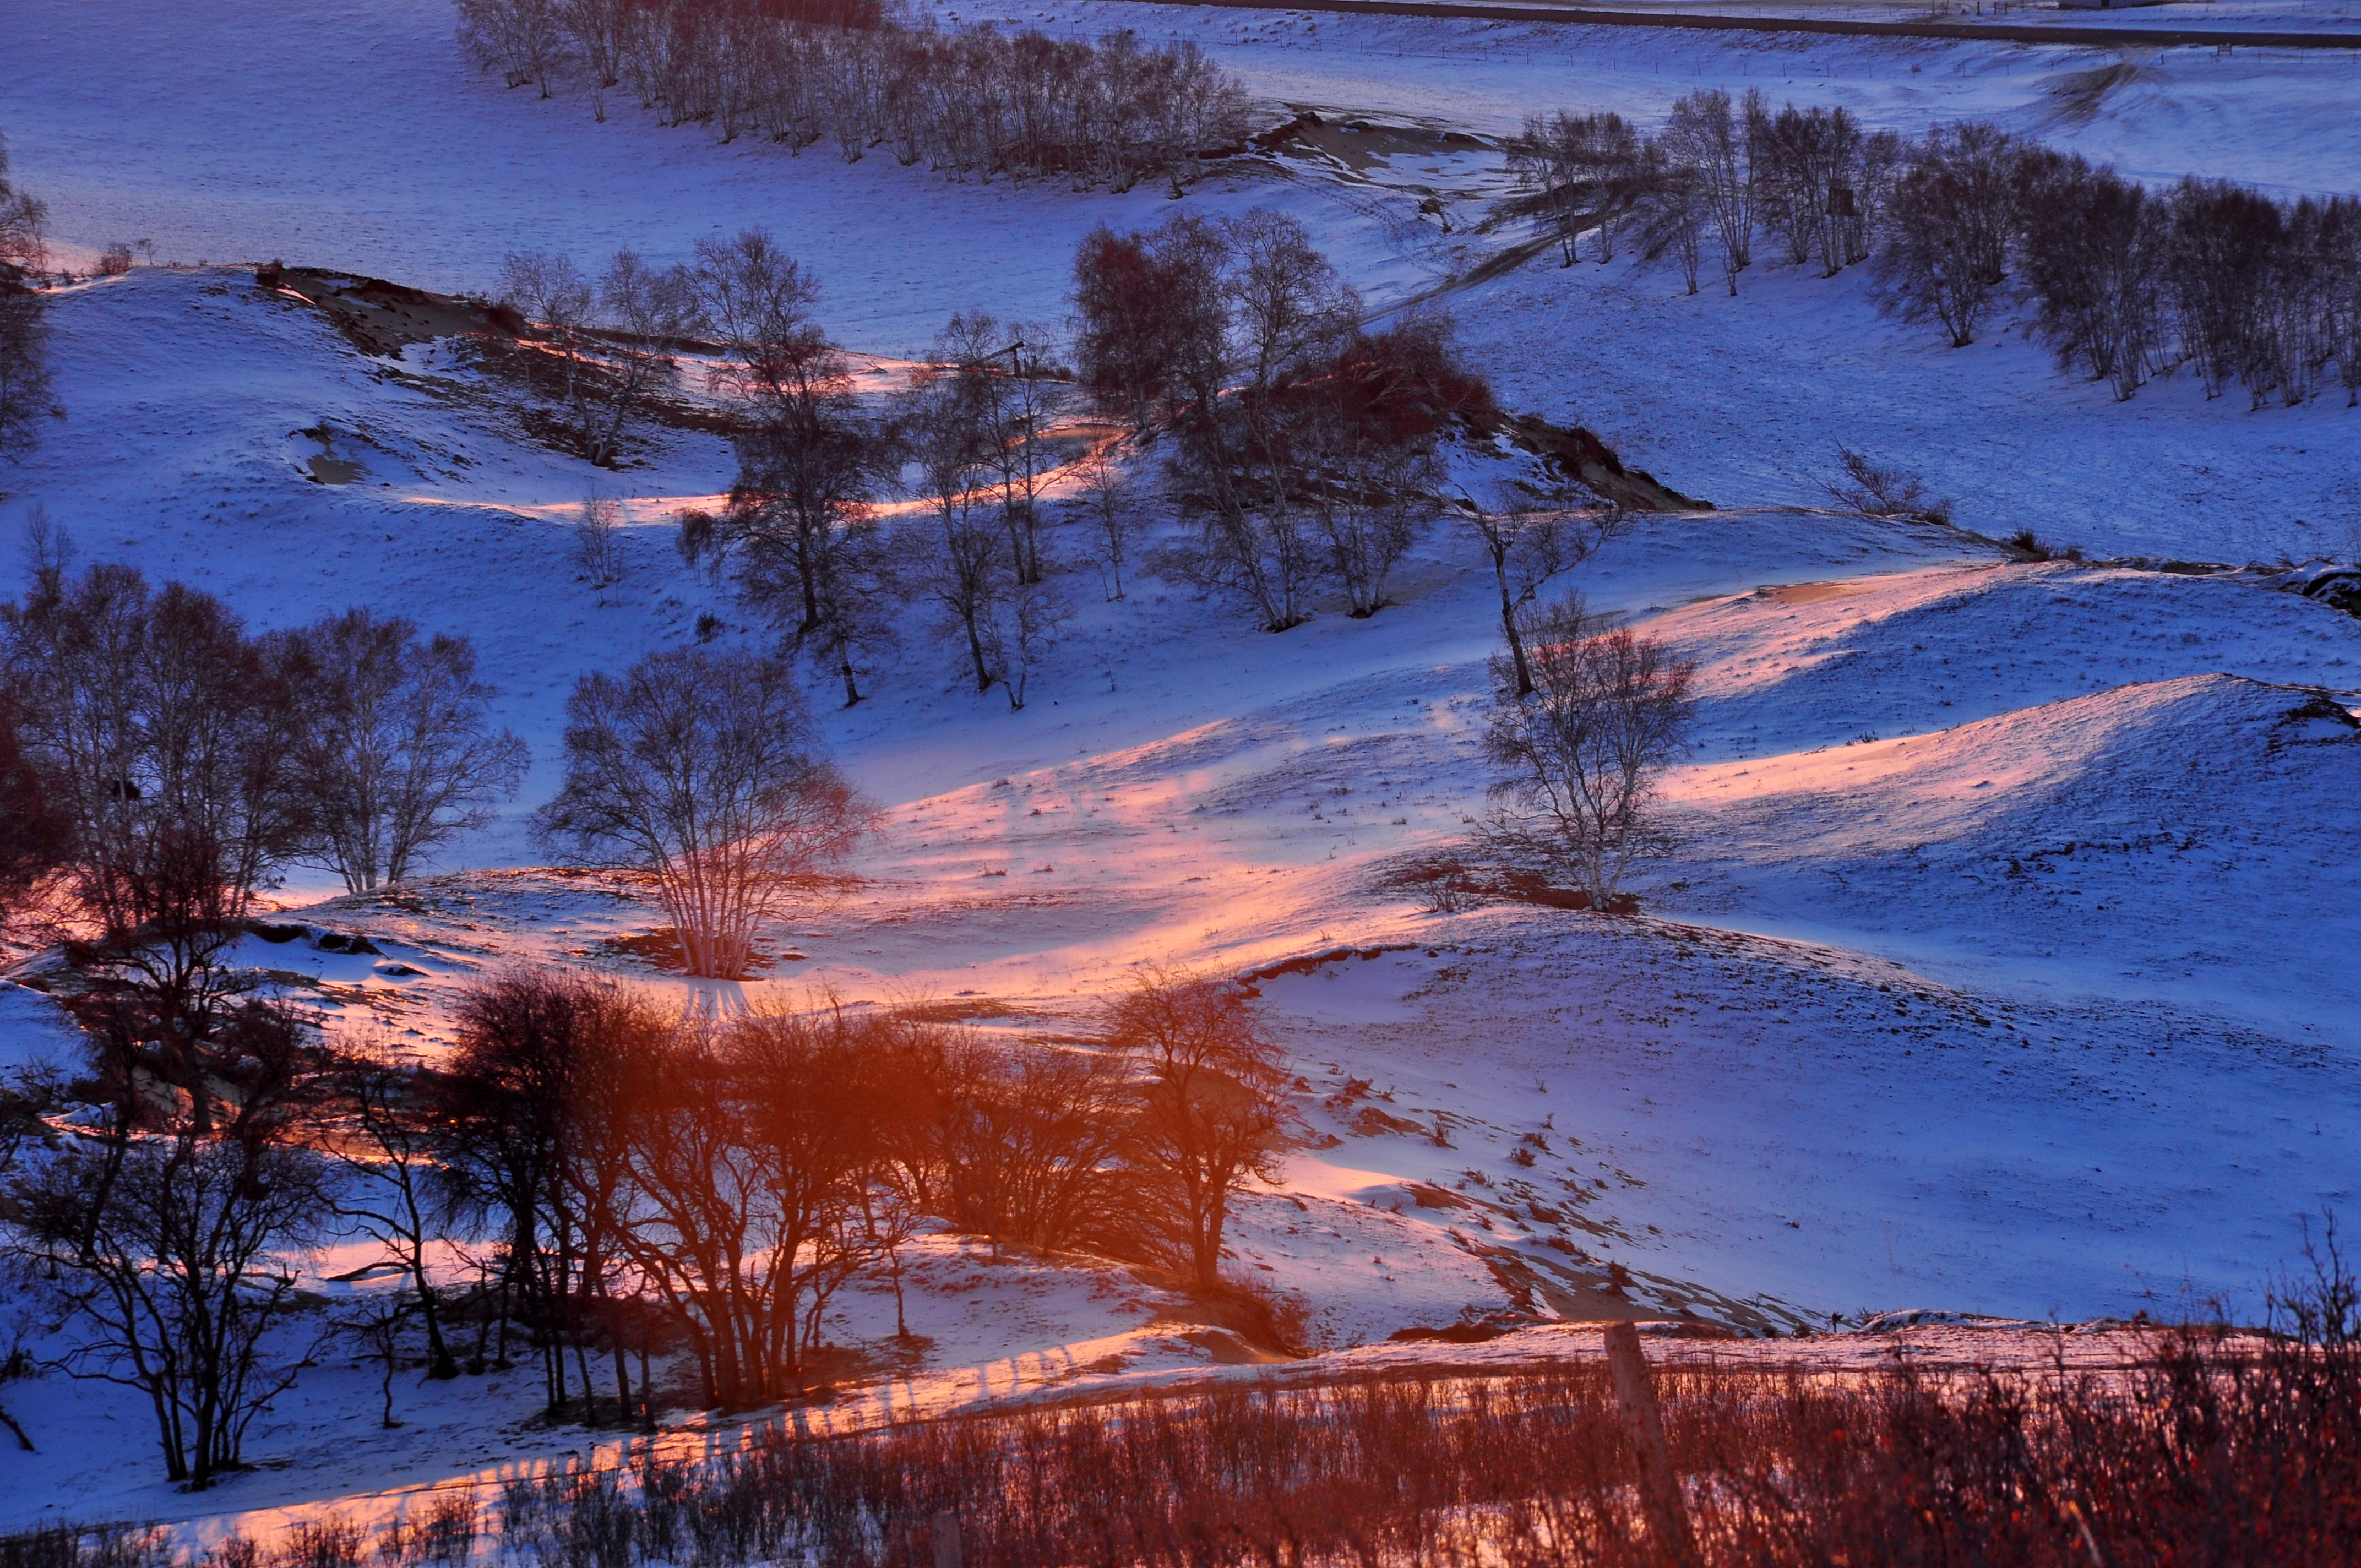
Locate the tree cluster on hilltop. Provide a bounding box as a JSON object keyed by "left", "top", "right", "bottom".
{"left": 1508, "top": 89, "right": 2361, "bottom": 407}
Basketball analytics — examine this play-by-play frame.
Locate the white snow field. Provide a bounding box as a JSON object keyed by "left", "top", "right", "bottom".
{"left": 1, "top": 0, "right": 2358, "bottom": 1539}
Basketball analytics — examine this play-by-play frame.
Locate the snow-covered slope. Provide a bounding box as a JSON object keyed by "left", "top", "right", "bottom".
{"left": 1668, "top": 672, "right": 2361, "bottom": 1027}
{"left": 2, "top": 1, "right": 2359, "bottom": 1537}
{"left": 12, "top": 1, "right": 2357, "bottom": 570}
{"left": 2, "top": 266, "right": 2353, "bottom": 1329}
{"left": 1663, "top": 560, "right": 2361, "bottom": 753}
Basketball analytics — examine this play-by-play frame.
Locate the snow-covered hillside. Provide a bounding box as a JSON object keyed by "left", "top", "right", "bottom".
{"left": 1, "top": 0, "right": 2357, "bottom": 1540}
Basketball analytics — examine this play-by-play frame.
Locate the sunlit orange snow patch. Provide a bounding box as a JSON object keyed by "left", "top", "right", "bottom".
{"left": 398, "top": 493, "right": 729, "bottom": 521}
{"left": 1646, "top": 565, "right": 2009, "bottom": 700}
{"left": 1663, "top": 676, "right": 2236, "bottom": 857}
{"left": 1674, "top": 728, "right": 2048, "bottom": 811}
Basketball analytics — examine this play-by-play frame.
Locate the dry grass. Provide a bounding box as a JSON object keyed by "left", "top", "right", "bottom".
{"left": 17, "top": 1325, "right": 2353, "bottom": 1568}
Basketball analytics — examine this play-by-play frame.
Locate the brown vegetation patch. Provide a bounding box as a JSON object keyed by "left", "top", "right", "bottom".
{"left": 1350, "top": 1106, "right": 1429, "bottom": 1137}
{"left": 104, "top": 1325, "right": 2352, "bottom": 1568}
{"left": 594, "top": 927, "right": 797, "bottom": 972}
{"left": 888, "top": 997, "right": 1025, "bottom": 1024}
{"left": 1387, "top": 1320, "right": 1516, "bottom": 1344}
{"left": 1379, "top": 854, "right": 1640, "bottom": 914}
{"left": 1242, "top": 943, "right": 1419, "bottom": 984}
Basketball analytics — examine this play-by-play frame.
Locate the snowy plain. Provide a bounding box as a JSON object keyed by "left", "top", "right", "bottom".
{"left": 1, "top": 0, "right": 2358, "bottom": 1538}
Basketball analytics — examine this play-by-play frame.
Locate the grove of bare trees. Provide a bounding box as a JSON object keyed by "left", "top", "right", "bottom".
{"left": 1073, "top": 210, "right": 1496, "bottom": 632}
{"left": 1, "top": 554, "right": 527, "bottom": 1135}
{"left": 2, "top": 955, "right": 1293, "bottom": 1479}
{"left": 420, "top": 965, "right": 1285, "bottom": 1419}
{"left": 454, "top": 0, "right": 1253, "bottom": 194}
{"left": 1508, "top": 91, "right": 2361, "bottom": 407}
{"left": 496, "top": 249, "right": 704, "bottom": 466}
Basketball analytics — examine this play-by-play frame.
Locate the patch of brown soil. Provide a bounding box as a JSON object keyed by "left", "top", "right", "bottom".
{"left": 264, "top": 264, "right": 523, "bottom": 358}
{"left": 1258, "top": 109, "right": 1490, "bottom": 177}
{"left": 1491, "top": 411, "right": 1712, "bottom": 513}
{"left": 260, "top": 263, "right": 742, "bottom": 460}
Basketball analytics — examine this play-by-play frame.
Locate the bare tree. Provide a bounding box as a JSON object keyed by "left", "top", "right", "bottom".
{"left": 279, "top": 609, "right": 527, "bottom": 894}
{"left": 683, "top": 232, "right": 893, "bottom": 701}
{"left": 457, "top": 0, "right": 570, "bottom": 95}
{"left": 325, "top": 1041, "right": 464, "bottom": 1383}
{"left": 612, "top": 1021, "right": 780, "bottom": 1409}
{"left": 1467, "top": 491, "right": 1620, "bottom": 700}
{"left": 2019, "top": 151, "right": 2168, "bottom": 403}
{"left": 535, "top": 647, "right": 869, "bottom": 979}
{"left": 1876, "top": 122, "right": 2021, "bottom": 348}
{"left": 984, "top": 575, "right": 1070, "bottom": 712}
{"left": 1482, "top": 597, "right": 1698, "bottom": 910}
{"left": 1071, "top": 443, "right": 1138, "bottom": 601}
{"left": 0, "top": 678, "right": 68, "bottom": 923}
{"left": 1824, "top": 447, "right": 1953, "bottom": 526}
{"left": 440, "top": 967, "right": 602, "bottom": 1413}
{"left": 1298, "top": 314, "right": 1486, "bottom": 619}
{"left": 1662, "top": 89, "right": 1753, "bottom": 295}
{"left": 1504, "top": 111, "right": 1646, "bottom": 266}
{"left": 574, "top": 496, "right": 628, "bottom": 603}
{"left": 0, "top": 133, "right": 46, "bottom": 274}
{"left": 1163, "top": 211, "right": 1352, "bottom": 634}
{"left": 899, "top": 360, "right": 1010, "bottom": 694}
{"left": 0, "top": 279, "right": 50, "bottom": 462}
{"left": 588, "top": 251, "right": 700, "bottom": 465}
{"left": 1072, "top": 215, "right": 1228, "bottom": 427}
{"left": 8, "top": 1134, "right": 328, "bottom": 1488}
{"left": 726, "top": 1010, "right": 890, "bottom": 1369}
{"left": 614, "top": 1006, "right": 895, "bottom": 1404}
{"left": 1750, "top": 102, "right": 1865, "bottom": 276}
{"left": 690, "top": 228, "right": 825, "bottom": 408}
{"left": 559, "top": 0, "right": 631, "bottom": 119}
{"left": 1635, "top": 144, "right": 1707, "bottom": 296}
{"left": 1101, "top": 971, "right": 1285, "bottom": 1294}
{"left": 915, "top": 1034, "right": 1135, "bottom": 1255}
{"left": 498, "top": 251, "right": 596, "bottom": 438}
{"left": 936, "top": 312, "right": 1065, "bottom": 586}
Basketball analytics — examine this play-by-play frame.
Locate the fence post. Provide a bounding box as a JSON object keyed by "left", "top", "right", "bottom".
{"left": 1603, "top": 1321, "right": 1704, "bottom": 1568}
{"left": 931, "top": 1510, "right": 964, "bottom": 1568}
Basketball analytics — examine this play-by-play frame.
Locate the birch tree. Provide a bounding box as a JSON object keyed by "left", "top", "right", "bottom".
{"left": 534, "top": 647, "right": 868, "bottom": 978}
{"left": 1482, "top": 597, "right": 1696, "bottom": 909}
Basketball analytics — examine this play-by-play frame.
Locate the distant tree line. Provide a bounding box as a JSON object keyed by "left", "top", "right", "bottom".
{"left": 1508, "top": 89, "right": 2361, "bottom": 407}
{"left": 453, "top": 0, "right": 1254, "bottom": 193}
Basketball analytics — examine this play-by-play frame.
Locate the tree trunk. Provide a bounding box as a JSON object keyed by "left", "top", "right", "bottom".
{"left": 1496, "top": 558, "right": 1535, "bottom": 699}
